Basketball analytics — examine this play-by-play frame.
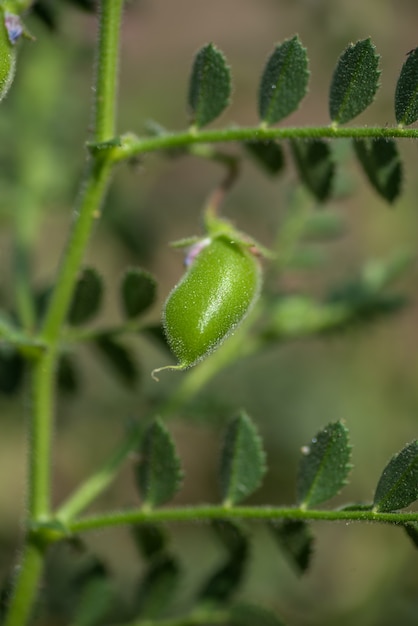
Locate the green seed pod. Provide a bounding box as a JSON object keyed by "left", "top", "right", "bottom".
{"left": 0, "top": 10, "right": 16, "bottom": 102}
{"left": 153, "top": 235, "right": 261, "bottom": 378}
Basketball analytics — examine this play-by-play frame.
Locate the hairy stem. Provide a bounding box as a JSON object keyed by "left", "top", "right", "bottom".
{"left": 3, "top": 542, "right": 44, "bottom": 626}
{"left": 112, "top": 124, "right": 418, "bottom": 163}
{"left": 68, "top": 505, "right": 418, "bottom": 533}
{"left": 4, "top": 2, "right": 125, "bottom": 625}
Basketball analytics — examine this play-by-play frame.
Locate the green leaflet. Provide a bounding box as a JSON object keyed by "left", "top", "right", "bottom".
{"left": 269, "top": 519, "right": 314, "bottom": 575}
{"left": 259, "top": 35, "right": 309, "bottom": 125}
{"left": 395, "top": 47, "right": 418, "bottom": 126}
{"left": 329, "top": 38, "right": 380, "bottom": 124}
{"left": 353, "top": 138, "right": 402, "bottom": 203}
{"left": 220, "top": 412, "right": 266, "bottom": 506}
{"left": 120, "top": 267, "right": 157, "bottom": 319}
{"left": 244, "top": 140, "right": 285, "bottom": 175}
{"left": 297, "top": 421, "right": 352, "bottom": 509}
{"left": 198, "top": 521, "right": 248, "bottom": 604}
{"left": 188, "top": 43, "right": 231, "bottom": 127}
{"left": 290, "top": 139, "right": 335, "bottom": 202}
{"left": 373, "top": 440, "right": 418, "bottom": 512}
{"left": 94, "top": 334, "right": 139, "bottom": 388}
{"left": 135, "top": 555, "right": 180, "bottom": 619}
{"left": 68, "top": 267, "right": 103, "bottom": 326}
{"left": 135, "top": 418, "right": 183, "bottom": 508}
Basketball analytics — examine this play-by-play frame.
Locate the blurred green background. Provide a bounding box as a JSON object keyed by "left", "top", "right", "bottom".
{"left": 1, "top": 1, "right": 418, "bottom": 624}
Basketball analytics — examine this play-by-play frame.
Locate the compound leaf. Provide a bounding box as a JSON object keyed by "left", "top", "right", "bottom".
{"left": 395, "top": 47, "right": 418, "bottom": 126}
{"left": 373, "top": 440, "right": 418, "bottom": 512}
{"left": 94, "top": 335, "right": 138, "bottom": 388}
{"left": 259, "top": 36, "right": 309, "bottom": 125}
{"left": 244, "top": 140, "right": 285, "bottom": 175}
{"left": 329, "top": 38, "right": 380, "bottom": 124}
{"left": 290, "top": 139, "right": 335, "bottom": 202}
{"left": 220, "top": 412, "right": 266, "bottom": 506}
{"left": 353, "top": 138, "right": 402, "bottom": 203}
{"left": 136, "top": 418, "right": 183, "bottom": 507}
{"left": 69, "top": 268, "right": 103, "bottom": 326}
{"left": 188, "top": 43, "right": 231, "bottom": 128}
{"left": 297, "top": 421, "right": 352, "bottom": 508}
{"left": 120, "top": 268, "right": 157, "bottom": 319}
{"left": 269, "top": 520, "right": 314, "bottom": 575}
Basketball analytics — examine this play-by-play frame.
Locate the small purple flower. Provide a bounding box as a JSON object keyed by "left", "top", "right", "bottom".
{"left": 4, "top": 12, "right": 23, "bottom": 45}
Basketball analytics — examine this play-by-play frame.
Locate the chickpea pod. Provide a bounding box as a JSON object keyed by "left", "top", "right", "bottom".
{"left": 0, "top": 10, "right": 17, "bottom": 102}
{"left": 152, "top": 233, "right": 262, "bottom": 379}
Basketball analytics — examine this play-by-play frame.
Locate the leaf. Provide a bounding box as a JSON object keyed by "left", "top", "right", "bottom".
{"left": 244, "top": 140, "right": 285, "bottom": 175}
{"left": 259, "top": 36, "right": 309, "bottom": 125}
{"left": 220, "top": 412, "right": 266, "bottom": 506}
{"left": 297, "top": 421, "right": 352, "bottom": 509}
{"left": 120, "top": 268, "right": 157, "bottom": 319}
{"left": 230, "top": 603, "right": 285, "bottom": 626}
{"left": 373, "top": 440, "right": 418, "bottom": 512}
{"left": 135, "top": 418, "right": 183, "bottom": 507}
{"left": 269, "top": 520, "right": 314, "bottom": 575}
{"left": 199, "top": 521, "right": 248, "bottom": 604}
{"left": 188, "top": 43, "right": 231, "bottom": 128}
{"left": 68, "top": 268, "right": 103, "bottom": 326}
{"left": 0, "top": 346, "right": 24, "bottom": 395}
{"left": 57, "top": 354, "right": 79, "bottom": 394}
{"left": 395, "top": 47, "right": 418, "bottom": 126}
{"left": 132, "top": 524, "right": 168, "bottom": 560}
{"left": 135, "top": 555, "right": 180, "bottom": 619}
{"left": 94, "top": 335, "right": 138, "bottom": 388}
{"left": 353, "top": 138, "right": 402, "bottom": 203}
{"left": 290, "top": 139, "right": 335, "bottom": 202}
{"left": 329, "top": 38, "right": 380, "bottom": 124}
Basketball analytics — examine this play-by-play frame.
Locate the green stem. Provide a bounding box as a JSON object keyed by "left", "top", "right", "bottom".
{"left": 95, "top": 0, "right": 124, "bottom": 143}
{"left": 4, "top": 2, "right": 125, "bottom": 625}
{"left": 3, "top": 542, "right": 44, "bottom": 626}
{"left": 41, "top": 160, "right": 111, "bottom": 343}
{"left": 29, "top": 351, "right": 56, "bottom": 519}
{"left": 68, "top": 505, "right": 418, "bottom": 533}
{"left": 112, "top": 124, "right": 418, "bottom": 163}
{"left": 42, "top": 0, "right": 124, "bottom": 343}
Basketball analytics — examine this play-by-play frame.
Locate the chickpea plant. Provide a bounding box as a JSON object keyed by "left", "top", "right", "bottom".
{"left": 0, "top": 1, "right": 418, "bottom": 625}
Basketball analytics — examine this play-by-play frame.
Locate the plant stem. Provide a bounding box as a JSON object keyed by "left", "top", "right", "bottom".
{"left": 95, "top": 0, "right": 124, "bottom": 143}
{"left": 113, "top": 124, "right": 418, "bottom": 163}
{"left": 41, "top": 160, "right": 111, "bottom": 343}
{"left": 4, "top": 2, "right": 125, "bottom": 625}
{"left": 68, "top": 505, "right": 418, "bottom": 533}
{"left": 29, "top": 350, "right": 56, "bottom": 518}
{"left": 3, "top": 542, "right": 44, "bottom": 626}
